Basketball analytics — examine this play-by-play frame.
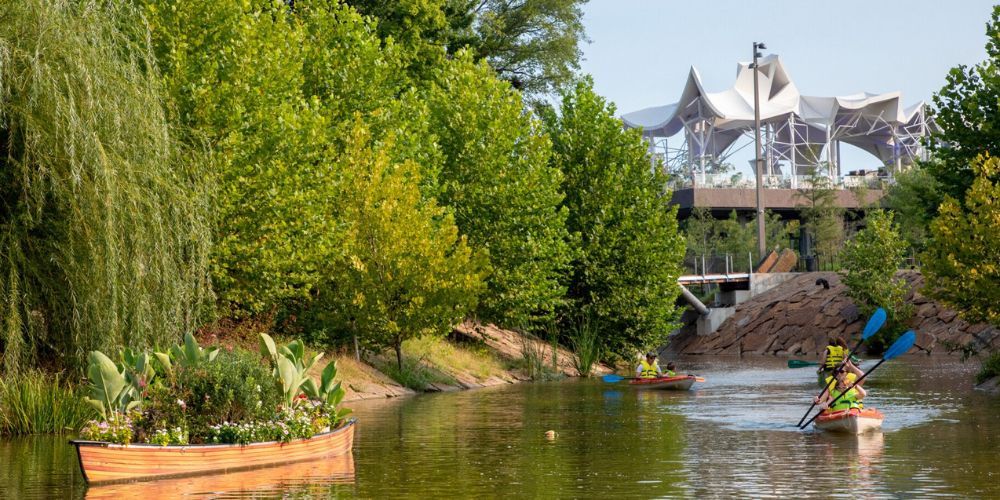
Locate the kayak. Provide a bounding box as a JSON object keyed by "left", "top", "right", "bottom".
{"left": 814, "top": 408, "right": 884, "bottom": 434}
{"left": 628, "top": 375, "right": 698, "bottom": 390}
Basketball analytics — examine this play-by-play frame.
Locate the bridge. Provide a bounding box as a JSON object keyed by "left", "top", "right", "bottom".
{"left": 678, "top": 250, "right": 798, "bottom": 335}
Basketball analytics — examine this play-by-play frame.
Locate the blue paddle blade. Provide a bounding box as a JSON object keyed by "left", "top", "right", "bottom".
{"left": 602, "top": 374, "right": 625, "bottom": 383}
{"left": 884, "top": 330, "right": 916, "bottom": 360}
{"left": 862, "top": 308, "right": 887, "bottom": 339}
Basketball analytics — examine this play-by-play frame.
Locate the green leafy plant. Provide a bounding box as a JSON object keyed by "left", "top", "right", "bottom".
{"left": 79, "top": 411, "right": 136, "bottom": 445}
{"left": 0, "top": 371, "right": 91, "bottom": 435}
{"left": 569, "top": 313, "right": 601, "bottom": 377}
{"left": 259, "top": 334, "right": 323, "bottom": 407}
{"left": 150, "top": 426, "right": 189, "bottom": 446}
{"left": 83, "top": 351, "right": 139, "bottom": 419}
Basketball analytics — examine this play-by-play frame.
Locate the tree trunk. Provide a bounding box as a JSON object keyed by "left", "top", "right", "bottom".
{"left": 395, "top": 337, "right": 403, "bottom": 371}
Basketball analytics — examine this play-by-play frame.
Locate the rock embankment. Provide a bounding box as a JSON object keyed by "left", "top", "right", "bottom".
{"left": 666, "top": 271, "right": 1000, "bottom": 356}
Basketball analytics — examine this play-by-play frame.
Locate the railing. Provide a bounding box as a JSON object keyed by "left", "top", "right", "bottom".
{"left": 669, "top": 173, "right": 886, "bottom": 191}
{"left": 683, "top": 252, "right": 757, "bottom": 276}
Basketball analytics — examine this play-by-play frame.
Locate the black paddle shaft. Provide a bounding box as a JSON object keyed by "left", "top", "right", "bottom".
{"left": 794, "top": 340, "right": 864, "bottom": 427}
{"left": 799, "top": 358, "right": 885, "bottom": 429}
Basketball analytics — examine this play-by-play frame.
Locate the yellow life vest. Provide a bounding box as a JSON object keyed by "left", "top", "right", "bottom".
{"left": 829, "top": 388, "right": 862, "bottom": 411}
{"left": 824, "top": 375, "right": 863, "bottom": 409}
{"left": 824, "top": 345, "right": 848, "bottom": 369}
{"left": 639, "top": 359, "right": 660, "bottom": 378}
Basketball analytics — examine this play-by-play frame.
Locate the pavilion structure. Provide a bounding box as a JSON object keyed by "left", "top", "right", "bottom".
{"left": 621, "top": 55, "right": 937, "bottom": 191}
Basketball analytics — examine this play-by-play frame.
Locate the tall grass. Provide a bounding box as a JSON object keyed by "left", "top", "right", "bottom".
{"left": 376, "top": 356, "right": 457, "bottom": 391}
{"left": 570, "top": 314, "right": 601, "bottom": 377}
{"left": 0, "top": 371, "right": 93, "bottom": 435}
{"left": 0, "top": 0, "right": 212, "bottom": 372}
{"left": 977, "top": 351, "right": 1000, "bottom": 385}
{"left": 515, "top": 331, "right": 561, "bottom": 381}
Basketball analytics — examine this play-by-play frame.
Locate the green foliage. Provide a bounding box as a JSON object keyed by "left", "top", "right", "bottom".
{"left": 839, "top": 210, "right": 912, "bottom": 351}
{"left": 166, "top": 348, "right": 283, "bottom": 442}
{"left": 543, "top": 79, "right": 686, "bottom": 359}
{"left": 317, "top": 125, "right": 488, "bottom": 369}
{"left": 977, "top": 351, "right": 1000, "bottom": 385}
{"left": 80, "top": 412, "right": 136, "bottom": 445}
{"left": 426, "top": 53, "right": 570, "bottom": 326}
{"left": 83, "top": 352, "right": 140, "bottom": 420}
{"left": 923, "top": 156, "right": 1000, "bottom": 326}
{"left": 302, "top": 360, "right": 349, "bottom": 413}
{"left": 796, "top": 167, "right": 845, "bottom": 260}
{"left": 0, "top": 371, "right": 91, "bottom": 435}
{"left": 928, "top": 5, "right": 1000, "bottom": 202}
{"left": 682, "top": 209, "right": 789, "bottom": 264}
{"left": 258, "top": 333, "right": 324, "bottom": 407}
{"left": 882, "top": 165, "right": 945, "bottom": 252}
{"left": 347, "top": 0, "right": 589, "bottom": 96}
{"left": 568, "top": 314, "right": 601, "bottom": 377}
{"left": 142, "top": 0, "right": 344, "bottom": 315}
{"left": 0, "top": 0, "right": 212, "bottom": 371}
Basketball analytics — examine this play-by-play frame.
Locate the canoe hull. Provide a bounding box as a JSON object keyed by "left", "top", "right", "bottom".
{"left": 814, "top": 408, "right": 883, "bottom": 434}
{"left": 628, "top": 376, "right": 697, "bottom": 390}
{"left": 73, "top": 419, "right": 356, "bottom": 484}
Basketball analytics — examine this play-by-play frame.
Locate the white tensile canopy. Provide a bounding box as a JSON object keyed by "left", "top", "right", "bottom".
{"left": 621, "top": 55, "right": 936, "bottom": 186}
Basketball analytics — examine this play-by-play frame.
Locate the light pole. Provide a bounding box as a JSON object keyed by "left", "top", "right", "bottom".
{"left": 751, "top": 42, "right": 767, "bottom": 263}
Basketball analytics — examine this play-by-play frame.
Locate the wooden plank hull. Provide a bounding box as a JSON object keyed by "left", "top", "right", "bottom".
{"left": 84, "top": 449, "right": 355, "bottom": 498}
{"left": 73, "top": 419, "right": 356, "bottom": 484}
{"left": 628, "top": 376, "right": 697, "bottom": 390}
{"left": 814, "top": 408, "right": 883, "bottom": 434}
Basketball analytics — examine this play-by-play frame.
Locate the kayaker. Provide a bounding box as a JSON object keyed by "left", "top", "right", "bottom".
{"left": 815, "top": 369, "right": 867, "bottom": 412}
{"left": 664, "top": 362, "right": 677, "bottom": 377}
{"left": 636, "top": 351, "right": 663, "bottom": 379}
{"left": 818, "top": 336, "right": 864, "bottom": 388}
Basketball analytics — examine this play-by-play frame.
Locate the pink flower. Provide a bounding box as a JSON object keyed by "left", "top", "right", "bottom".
{"left": 177, "top": 399, "right": 187, "bottom": 410}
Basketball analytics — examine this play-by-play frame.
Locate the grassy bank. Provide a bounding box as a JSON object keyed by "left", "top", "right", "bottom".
{"left": 0, "top": 372, "right": 92, "bottom": 435}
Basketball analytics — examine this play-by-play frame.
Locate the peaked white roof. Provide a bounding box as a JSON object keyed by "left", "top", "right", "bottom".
{"left": 621, "top": 55, "right": 931, "bottom": 150}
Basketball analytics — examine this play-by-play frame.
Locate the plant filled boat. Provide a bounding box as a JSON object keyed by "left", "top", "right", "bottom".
{"left": 813, "top": 407, "right": 884, "bottom": 434}
{"left": 83, "top": 449, "right": 355, "bottom": 498}
{"left": 628, "top": 375, "right": 699, "bottom": 390}
{"left": 73, "top": 419, "right": 355, "bottom": 484}
{"left": 72, "top": 333, "right": 354, "bottom": 484}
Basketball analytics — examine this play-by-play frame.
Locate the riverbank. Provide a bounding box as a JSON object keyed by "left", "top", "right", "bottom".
{"left": 667, "top": 271, "right": 1000, "bottom": 357}
{"left": 317, "top": 322, "right": 612, "bottom": 403}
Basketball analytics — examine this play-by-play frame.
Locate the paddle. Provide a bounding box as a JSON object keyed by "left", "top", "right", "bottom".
{"left": 788, "top": 359, "right": 819, "bottom": 368}
{"left": 799, "top": 330, "right": 915, "bottom": 430}
{"left": 794, "top": 307, "right": 886, "bottom": 427}
{"left": 601, "top": 374, "right": 706, "bottom": 383}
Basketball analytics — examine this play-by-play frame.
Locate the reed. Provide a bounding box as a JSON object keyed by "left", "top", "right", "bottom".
{"left": 0, "top": 371, "right": 93, "bottom": 435}
{"left": 570, "top": 313, "right": 601, "bottom": 377}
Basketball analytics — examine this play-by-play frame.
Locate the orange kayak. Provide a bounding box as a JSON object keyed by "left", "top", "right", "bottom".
{"left": 628, "top": 375, "right": 698, "bottom": 390}
{"left": 814, "top": 408, "right": 883, "bottom": 434}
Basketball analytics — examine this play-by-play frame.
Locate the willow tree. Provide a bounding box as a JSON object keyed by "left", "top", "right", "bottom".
{"left": 0, "top": 0, "right": 212, "bottom": 372}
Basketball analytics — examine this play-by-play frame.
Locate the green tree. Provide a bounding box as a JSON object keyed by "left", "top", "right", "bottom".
{"left": 0, "top": 0, "right": 212, "bottom": 371}
{"left": 839, "top": 210, "right": 912, "bottom": 352}
{"left": 322, "top": 125, "right": 488, "bottom": 369}
{"left": 882, "top": 164, "right": 944, "bottom": 252}
{"left": 928, "top": 6, "right": 1000, "bottom": 202}
{"left": 682, "top": 208, "right": 715, "bottom": 259}
{"left": 923, "top": 156, "right": 1000, "bottom": 326}
{"left": 796, "top": 166, "right": 844, "bottom": 264}
{"left": 347, "top": 0, "right": 589, "bottom": 97}
{"left": 543, "top": 79, "right": 685, "bottom": 358}
{"left": 143, "top": 0, "right": 342, "bottom": 315}
{"left": 425, "top": 53, "right": 570, "bottom": 326}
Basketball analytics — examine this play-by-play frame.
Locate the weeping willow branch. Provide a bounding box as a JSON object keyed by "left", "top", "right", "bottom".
{"left": 0, "top": 0, "right": 213, "bottom": 371}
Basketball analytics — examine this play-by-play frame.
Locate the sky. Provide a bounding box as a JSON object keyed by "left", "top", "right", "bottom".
{"left": 579, "top": 0, "right": 995, "bottom": 173}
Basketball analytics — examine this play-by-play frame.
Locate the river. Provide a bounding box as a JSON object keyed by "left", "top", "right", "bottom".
{"left": 2, "top": 356, "right": 998, "bottom": 498}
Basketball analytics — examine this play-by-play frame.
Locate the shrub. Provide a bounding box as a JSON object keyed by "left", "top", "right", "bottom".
{"left": 79, "top": 411, "right": 136, "bottom": 444}
{"left": 173, "top": 348, "right": 281, "bottom": 441}
{"left": 977, "top": 351, "right": 1000, "bottom": 385}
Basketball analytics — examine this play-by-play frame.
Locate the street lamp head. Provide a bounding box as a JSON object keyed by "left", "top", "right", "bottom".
{"left": 755, "top": 51, "right": 763, "bottom": 58}
{"left": 758, "top": 42, "right": 767, "bottom": 50}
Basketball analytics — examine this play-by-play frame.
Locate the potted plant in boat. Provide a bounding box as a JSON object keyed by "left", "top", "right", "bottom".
{"left": 72, "top": 333, "right": 354, "bottom": 484}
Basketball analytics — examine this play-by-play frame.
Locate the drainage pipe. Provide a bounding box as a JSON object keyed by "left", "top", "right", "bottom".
{"left": 679, "top": 284, "right": 711, "bottom": 316}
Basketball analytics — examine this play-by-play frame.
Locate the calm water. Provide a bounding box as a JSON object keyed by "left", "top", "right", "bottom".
{"left": 2, "top": 357, "right": 998, "bottom": 498}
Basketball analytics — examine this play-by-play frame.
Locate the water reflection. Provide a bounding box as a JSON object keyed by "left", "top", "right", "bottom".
{"left": 2, "top": 357, "right": 999, "bottom": 498}
{"left": 84, "top": 453, "right": 356, "bottom": 498}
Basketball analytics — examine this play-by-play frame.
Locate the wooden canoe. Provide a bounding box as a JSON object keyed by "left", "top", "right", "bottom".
{"left": 72, "top": 418, "right": 356, "bottom": 484}
{"left": 814, "top": 408, "right": 883, "bottom": 434}
{"left": 84, "top": 448, "right": 355, "bottom": 498}
{"left": 628, "top": 375, "right": 697, "bottom": 390}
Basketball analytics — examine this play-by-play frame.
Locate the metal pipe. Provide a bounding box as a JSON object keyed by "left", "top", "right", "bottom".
{"left": 679, "top": 284, "right": 711, "bottom": 316}
{"left": 752, "top": 42, "right": 767, "bottom": 262}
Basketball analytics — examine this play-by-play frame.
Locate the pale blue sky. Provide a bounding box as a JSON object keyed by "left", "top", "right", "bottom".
{"left": 579, "top": 0, "right": 995, "bottom": 171}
